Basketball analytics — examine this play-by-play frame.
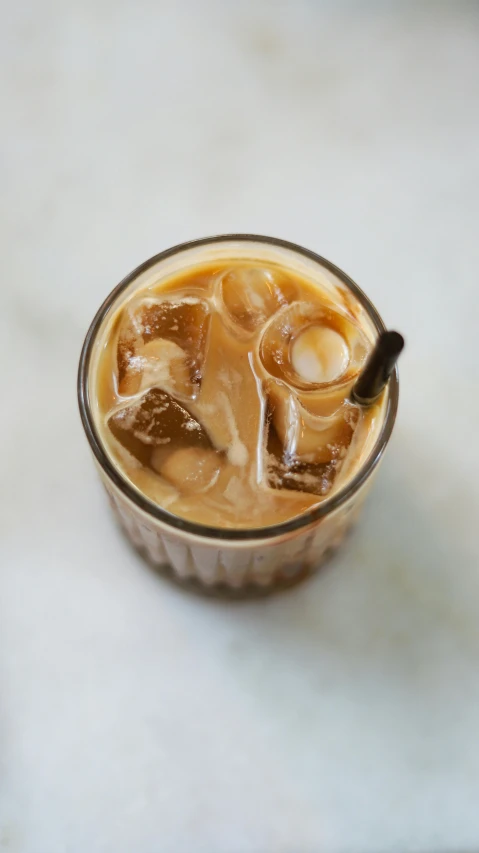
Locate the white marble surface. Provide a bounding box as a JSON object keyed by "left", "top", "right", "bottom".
{"left": 1, "top": 2, "right": 479, "bottom": 851}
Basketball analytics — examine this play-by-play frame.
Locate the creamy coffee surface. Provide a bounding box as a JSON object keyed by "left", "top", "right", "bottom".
{"left": 94, "top": 261, "right": 384, "bottom": 528}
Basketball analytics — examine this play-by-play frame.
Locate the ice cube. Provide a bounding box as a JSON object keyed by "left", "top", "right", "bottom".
{"left": 266, "top": 419, "right": 345, "bottom": 498}
{"left": 155, "top": 447, "right": 221, "bottom": 493}
{"left": 116, "top": 295, "right": 211, "bottom": 395}
{"left": 107, "top": 388, "right": 211, "bottom": 469}
{"left": 264, "top": 384, "right": 359, "bottom": 496}
{"left": 269, "top": 384, "right": 358, "bottom": 463}
{"left": 260, "top": 301, "right": 369, "bottom": 390}
{"left": 219, "top": 266, "right": 297, "bottom": 335}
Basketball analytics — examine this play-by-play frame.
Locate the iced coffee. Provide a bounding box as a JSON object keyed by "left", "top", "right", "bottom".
{"left": 79, "top": 237, "right": 399, "bottom": 592}
{"left": 93, "top": 260, "right": 385, "bottom": 529}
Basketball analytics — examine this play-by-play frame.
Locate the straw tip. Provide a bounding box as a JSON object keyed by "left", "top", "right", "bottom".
{"left": 378, "top": 330, "right": 405, "bottom": 356}
{"left": 351, "top": 328, "right": 405, "bottom": 406}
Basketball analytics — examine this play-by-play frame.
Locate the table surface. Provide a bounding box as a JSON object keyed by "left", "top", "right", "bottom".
{"left": 2, "top": 2, "right": 479, "bottom": 852}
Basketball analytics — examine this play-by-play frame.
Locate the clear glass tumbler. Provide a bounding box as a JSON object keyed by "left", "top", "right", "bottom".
{"left": 78, "top": 235, "right": 399, "bottom": 596}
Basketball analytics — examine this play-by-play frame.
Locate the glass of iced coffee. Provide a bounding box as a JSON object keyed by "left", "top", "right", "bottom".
{"left": 78, "top": 235, "right": 399, "bottom": 595}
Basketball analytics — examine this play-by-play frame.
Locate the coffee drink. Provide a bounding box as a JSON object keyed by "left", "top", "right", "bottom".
{"left": 79, "top": 237, "right": 398, "bottom": 593}
{"left": 92, "top": 259, "right": 385, "bottom": 529}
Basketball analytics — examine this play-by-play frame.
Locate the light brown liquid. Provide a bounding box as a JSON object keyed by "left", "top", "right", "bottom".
{"left": 95, "top": 261, "right": 384, "bottom": 528}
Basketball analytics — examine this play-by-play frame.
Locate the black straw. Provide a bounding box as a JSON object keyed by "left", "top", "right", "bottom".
{"left": 352, "top": 331, "right": 404, "bottom": 405}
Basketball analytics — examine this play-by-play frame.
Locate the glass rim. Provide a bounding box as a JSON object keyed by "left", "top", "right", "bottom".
{"left": 77, "top": 234, "right": 399, "bottom": 542}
